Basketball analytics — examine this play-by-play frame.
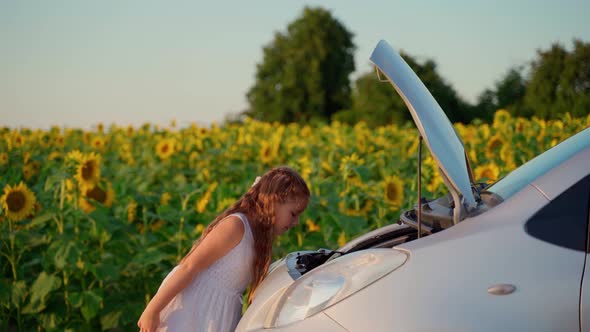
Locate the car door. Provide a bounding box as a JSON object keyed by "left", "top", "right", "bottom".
{"left": 525, "top": 174, "right": 590, "bottom": 331}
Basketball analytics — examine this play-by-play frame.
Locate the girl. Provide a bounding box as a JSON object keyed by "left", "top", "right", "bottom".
{"left": 137, "top": 166, "right": 310, "bottom": 332}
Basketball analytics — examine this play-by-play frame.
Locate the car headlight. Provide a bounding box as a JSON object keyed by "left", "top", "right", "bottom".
{"left": 265, "top": 248, "right": 408, "bottom": 328}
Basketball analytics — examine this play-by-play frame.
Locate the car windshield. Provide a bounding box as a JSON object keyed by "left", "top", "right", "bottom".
{"left": 486, "top": 127, "right": 590, "bottom": 200}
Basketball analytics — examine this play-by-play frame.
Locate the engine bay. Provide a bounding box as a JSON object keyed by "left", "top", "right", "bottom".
{"left": 284, "top": 184, "right": 502, "bottom": 279}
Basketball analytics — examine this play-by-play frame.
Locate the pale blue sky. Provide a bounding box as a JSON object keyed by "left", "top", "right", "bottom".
{"left": 1, "top": 0, "right": 589, "bottom": 129}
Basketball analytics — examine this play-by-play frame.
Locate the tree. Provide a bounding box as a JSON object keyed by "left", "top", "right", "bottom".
{"left": 245, "top": 7, "right": 355, "bottom": 123}
{"left": 495, "top": 67, "right": 527, "bottom": 112}
{"left": 472, "top": 88, "right": 497, "bottom": 122}
{"left": 334, "top": 51, "right": 472, "bottom": 126}
{"left": 523, "top": 43, "right": 568, "bottom": 119}
{"left": 522, "top": 40, "right": 590, "bottom": 119}
{"left": 555, "top": 39, "right": 590, "bottom": 117}
{"left": 472, "top": 66, "right": 528, "bottom": 120}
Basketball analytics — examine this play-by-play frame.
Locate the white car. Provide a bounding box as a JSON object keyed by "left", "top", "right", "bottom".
{"left": 236, "top": 40, "right": 590, "bottom": 332}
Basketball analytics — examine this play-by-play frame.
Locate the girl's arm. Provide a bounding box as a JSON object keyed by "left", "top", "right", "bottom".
{"left": 137, "top": 216, "right": 245, "bottom": 332}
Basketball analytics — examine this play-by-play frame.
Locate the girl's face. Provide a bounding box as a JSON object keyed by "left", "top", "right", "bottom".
{"left": 273, "top": 199, "right": 307, "bottom": 236}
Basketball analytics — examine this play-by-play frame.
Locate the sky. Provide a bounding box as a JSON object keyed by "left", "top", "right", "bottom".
{"left": 1, "top": 0, "right": 589, "bottom": 130}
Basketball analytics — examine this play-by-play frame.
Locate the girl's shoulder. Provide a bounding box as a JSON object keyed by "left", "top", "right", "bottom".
{"left": 216, "top": 214, "right": 245, "bottom": 238}
{"left": 181, "top": 215, "right": 246, "bottom": 271}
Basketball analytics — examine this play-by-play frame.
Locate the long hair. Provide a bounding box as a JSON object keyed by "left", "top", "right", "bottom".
{"left": 180, "top": 166, "right": 310, "bottom": 304}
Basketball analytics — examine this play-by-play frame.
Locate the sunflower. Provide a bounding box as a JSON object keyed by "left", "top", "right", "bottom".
{"left": 23, "top": 151, "right": 31, "bottom": 164}
{"left": 23, "top": 161, "right": 40, "bottom": 181}
{"left": 1, "top": 182, "right": 37, "bottom": 222}
{"left": 74, "top": 152, "right": 101, "bottom": 190}
{"left": 515, "top": 118, "right": 527, "bottom": 134}
{"left": 0, "top": 152, "right": 8, "bottom": 166}
{"left": 155, "top": 138, "right": 176, "bottom": 160}
{"left": 426, "top": 173, "right": 444, "bottom": 194}
{"left": 38, "top": 133, "right": 51, "bottom": 148}
{"left": 66, "top": 150, "right": 83, "bottom": 163}
{"left": 53, "top": 135, "right": 65, "bottom": 147}
{"left": 259, "top": 141, "right": 273, "bottom": 165}
{"left": 195, "top": 182, "right": 218, "bottom": 214}
{"left": 550, "top": 120, "right": 565, "bottom": 139}
{"left": 194, "top": 223, "right": 205, "bottom": 235}
{"left": 485, "top": 134, "right": 504, "bottom": 159}
{"left": 356, "top": 133, "right": 367, "bottom": 153}
{"left": 304, "top": 218, "right": 320, "bottom": 232}
{"left": 337, "top": 231, "right": 347, "bottom": 248}
{"left": 48, "top": 151, "right": 61, "bottom": 161}
{"left": 160, "top": 192, "right": 171, "bottom": 206}
{"left": 479, "top": 124, "right": 491, "bottom": 140}
{"left": 383, "top": 175, "right": 404, "bottom": 208}
{"left": 406, "top": 138, "right": 420, "bottom": 158}
{"left": 127, "top": 200, "right": 137, "bottom": 222}
{"left": 338, "top": 199, "right": 374, "bottom": 217}
{"left": 216, "top": 197, "right": 235, "bottom": 213}
{"left": 321, "top": 160, "right": 334, "bottom": 175}
{"left": 340, "top": 153, "right": 365, "bottom": 167}
{"left": 188, "top": 151, "right": 200, "bottom": 167}
{"left": 469, "top": 149, "right": 478, "bottom": 164}
{"left": 91, "top": 136, "right": 106, "bottom": 150}
{"left": 297, "top": 156, "right": 312, "bottom": 185}
{"left": 493, "top": 109, "right": 511, "bottom": 128}
{"left": 12, "top": 132, "right": 25, "bottom": 148}
{"left": 475, "top": 163, "right": 500, "bottom": 184}
{"left": 500, "top": 145, "right": 516, "bottom": 170}
{"left": 79, "top": 181, "right": 114, "bottom": 213}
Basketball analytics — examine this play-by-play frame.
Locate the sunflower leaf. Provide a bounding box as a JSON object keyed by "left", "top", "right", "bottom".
{"left": 101, "top": 310, "right": 123, "bottom": 330}
{"left": 68, "top": 291, "right": 83, "bottom": 308}
{"left": 54, "top": 241, "right": 80, "bottom": 270}
{"left": 353, "top": 165, "right": 371, "bottom": 182}
{"left": 0, "top": 279, "right": 10, "bottom": 309}
{"left": 22, "top": 272, "right": 61, "bottom": 314}
{"left": 11, "top": 280, "right": 27, "bottom": 308}
{"left": 43, "top": 170, "right": 69, "bottom": 192}
{"left": 81, "top": 290, "right": 102, "bottom": 321}
{"left": 89, "top": 262, "right": 120, "bottom": 281}
{"left": 30, "top": 272, "right": 61, "bottom": 304}
{"left": 28, "top": 212, "right": 55, "bottom": 228}
{"left": 156, "top": 204, "right": 179, "bottom": 221}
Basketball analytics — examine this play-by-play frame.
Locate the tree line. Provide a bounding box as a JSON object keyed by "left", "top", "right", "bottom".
{"left": 239, "top": 7, "right": 590, "bottom": 126}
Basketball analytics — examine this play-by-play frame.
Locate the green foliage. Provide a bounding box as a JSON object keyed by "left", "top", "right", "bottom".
{"left": 554, "top": 40, "right": 590, "bottom": 118}
{"left": 246, "top": 6, "right": 355, "bottom": 123}
{"left": 472, "top": 39, "right": 590, "bottom": 121}
{"left": 523, "top": 43, "right": 568, "bottom": 118}
{"left": 472, "top": 67, "right": 527, "bottom": 121}
{"left": 472, "top": 88, "right": 497, "bottom": 122}
{"left": 519, "top": 39, "right": 590, "bottom": 119}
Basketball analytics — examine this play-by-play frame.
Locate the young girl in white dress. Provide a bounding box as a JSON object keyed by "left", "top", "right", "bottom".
{"left": 137, "top": 166, "right": 310, "bottom": 332}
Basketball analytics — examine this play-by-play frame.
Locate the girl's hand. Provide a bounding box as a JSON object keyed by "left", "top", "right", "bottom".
{"left": 137, "top": 307, "right": 160, "bottom": 332}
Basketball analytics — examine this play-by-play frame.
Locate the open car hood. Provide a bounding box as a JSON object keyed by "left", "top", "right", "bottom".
{"left": 370, "top": 40, "right": 477, "bottom": 212}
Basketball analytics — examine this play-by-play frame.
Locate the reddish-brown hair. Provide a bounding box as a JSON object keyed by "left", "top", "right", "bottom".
{"left": 181, "top": 166, "right": 310, "bottom": 304}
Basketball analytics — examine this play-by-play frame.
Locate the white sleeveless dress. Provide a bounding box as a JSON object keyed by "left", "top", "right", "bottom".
{"left": 156, "top": 213, "right": 255, "bottom": 332}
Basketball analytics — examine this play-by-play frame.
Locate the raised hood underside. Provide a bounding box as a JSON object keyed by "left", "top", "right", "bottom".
{"left": 369, "top": 40, "right": 477, "bottom": 213}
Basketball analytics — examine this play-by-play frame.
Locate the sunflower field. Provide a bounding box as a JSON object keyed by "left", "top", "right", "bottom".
{"left": 1, "top": 110, "right": 589, "bottom": 331}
